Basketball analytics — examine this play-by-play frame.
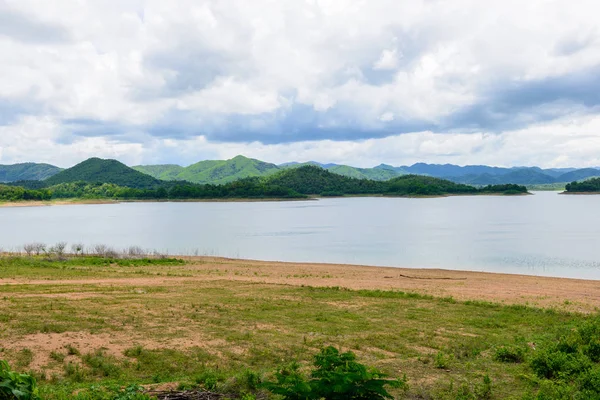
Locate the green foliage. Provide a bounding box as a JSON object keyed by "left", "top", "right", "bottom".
{"left": 0, "top": 163, "right": 61, "bottom": 183}
{"left": 565, "top": 177, "right": 600, "bottom": 192}
{"left": 435, "top": 351, "right": 451, "bottom": 369}
{"left": 528, "top": 318, "right": 600, "bottom": 397}
{"left": 262, "top": 362, "right": 312, "bottom": 400}
{"left": 494, "top": 345, "right": 526, "bottom": 363}
{"left": 479, "top": 183, "right": 529, "bottom": 195}
{"left": 267, "top": 166, "right": 382, "bottom": 195}
{"left": 263, "top": 346, "right": 406, "bottom": 400}
{"left": 0, "top": 360, "right": 40, "bottom": 400}
{"left": 0, "top": 185, "right": 51, "bottom": 202}
{"left": 50, "top": 384, "right": 152, "bottom": 400}
{"left": 385, "top": 174, "right": 478, "bottom": 196}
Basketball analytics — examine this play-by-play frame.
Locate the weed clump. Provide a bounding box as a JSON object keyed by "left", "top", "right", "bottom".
{"left": 262, "top": 346, "right": 407, "bottom": 399}
{"left": 494, "top": 345, "right": 526, "bottom": 363}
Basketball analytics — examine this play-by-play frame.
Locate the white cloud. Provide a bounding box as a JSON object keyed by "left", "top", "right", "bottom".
{"left": 373, "top": 49, "right": 400, "bottom": 70}
{"left": 0, "top": 0, "right": 600, "bottom": 167}
{"left": 3, "top": 113, "right": 600, "bottom": 169}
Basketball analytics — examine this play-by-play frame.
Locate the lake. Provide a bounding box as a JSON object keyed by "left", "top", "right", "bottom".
{"left": 1, "top": 191, "right": 599, "bottom": 279}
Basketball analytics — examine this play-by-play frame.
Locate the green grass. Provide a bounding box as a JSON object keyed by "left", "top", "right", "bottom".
{"left": 0, "top": 255, "right": 597, "bottom": 399}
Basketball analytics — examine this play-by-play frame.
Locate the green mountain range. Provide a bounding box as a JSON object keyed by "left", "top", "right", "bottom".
{"left": 0, "top": 163, "right": 62, "bottom": 182}
{"left": 2, "top": 156, "right": 600, "bottom": 187}
{"left": 134, "top": 155, "right": 405, "bottom": 184}
{"left": 133, "top": 155, "right": 281, "bottom": 184}
{"left": 3, "top": 160, "right": 528, "bottom": 202}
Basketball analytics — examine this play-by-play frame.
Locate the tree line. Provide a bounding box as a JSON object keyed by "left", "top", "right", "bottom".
{"left": 565, "top": 178, "right": 600, "bottom": 193}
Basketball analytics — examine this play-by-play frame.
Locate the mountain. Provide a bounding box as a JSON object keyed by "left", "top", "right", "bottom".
{"left": 279, "top": 161, "right": 338, "bottom": 168}
{"left": 388, "top": 163, "right": 600, "bottom": 186}
{"left": 402, "top": 163, "right": 510, "bottom": 177}
{"left": 44, "top": 158, "right": 163, "bottom": 189}
{"left": 453, "top": 169, "right": 557, "bottom": 185}
{"left": 141, "top": 155, "right": 281, "bottom": 185}
{"left": 132, "top": 164, "right": 185, "bottom": 181}
{"left": 282, "top": 162, "right": 405, "bottom": 181}
{"left": 135, "top": 157, "right": 402, "bottom": 184}
{"left": 327, "top": 165, "right": 403, "bottom": 181}
{"left": 0, "top": 163, "right": 62, "bottom": 182}
{"left": 542, "top": 168, "right": 578, "bottom": 178}
{"left": 556, "top": 168, "right": 600, "bottom": 182}
{"left": 179, "top": 155, "right": 280, "bottom": 184}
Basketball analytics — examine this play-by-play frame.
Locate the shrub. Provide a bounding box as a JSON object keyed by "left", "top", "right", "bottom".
{"left": 530, "top": 347, "right": 589, "bottom": 380}
{"left": 0, "top": 359, "right": 40, "bottom": 400}
{"left": 263, "top": 346, "right": 407, "bottom": 399}
{"left": 494, "top": 346, "right": 525, "bottom": 363}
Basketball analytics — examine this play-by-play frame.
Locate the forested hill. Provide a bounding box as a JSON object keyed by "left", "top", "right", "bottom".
{"left": 267, "top": 166, "right": 382, "bottom": 195}
{"left": 266, "top": 166, "right": 527, "bottom": 196}
{"left": 564, "top": 178, "right": 600, "bottom": 193}
{"left": 43, "top": 158, "right": 163, "bottom": 189}
{"left": 0, "top": 163, "right": 62, "bottom": 182}
{"left": 134, "top": 155, "right": 280, "bottom": 184}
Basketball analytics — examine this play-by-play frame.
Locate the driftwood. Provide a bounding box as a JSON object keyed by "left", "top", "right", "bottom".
{"left": 145, "top": 390, "right": 226, "bottom": 400}
{"left": 397, "top": 273, "right": 467, "bottom": 280}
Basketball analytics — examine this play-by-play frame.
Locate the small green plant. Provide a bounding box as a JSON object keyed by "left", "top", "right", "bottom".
{"left": 263, "top": 362, "right": 313, "bottom": 400}
{"left": 49, "top": 351, "right": 65, "bottom": 363}
{"left": 65, "top": 344, "right": 80, "bottom": 356}
{"left": 435, "top": 351, "right": 450, "bottom": 369}
{"left": 263, "top": 346, "right": 407, "bottom": 399}
{"left": 494, "top": 345, "right": 525, "bottom": 363}
{"left": 476, "top": 375, "right": 492, "bottom": 400}
{"left": 0, "top": 359, "right": 40, "bottom": 400}
{"left": 64, "top": 362, "right": 86, "bottom": 382}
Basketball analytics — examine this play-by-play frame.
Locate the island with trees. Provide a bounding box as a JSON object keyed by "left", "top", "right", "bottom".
{"left": 564, "top": 177, "right": 600, "bottom": 193}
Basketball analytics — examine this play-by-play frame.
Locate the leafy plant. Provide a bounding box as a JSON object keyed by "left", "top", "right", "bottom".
{"left": 0, "top": 360, "right": 40, "bottom": 400}
{"left": 263, "top": 346, "right": 406, "bottom": 399}
{"left": 494, "top": 345, "right": 525, "bottom": 363}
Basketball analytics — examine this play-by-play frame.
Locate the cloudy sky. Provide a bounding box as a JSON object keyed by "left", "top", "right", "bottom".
{"left": 1, "top": 0, "right": 600, "bottom": 168}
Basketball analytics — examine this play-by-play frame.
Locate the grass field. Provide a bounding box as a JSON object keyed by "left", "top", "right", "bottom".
{"left": 1, "top": 254, "right": 599, "bottom": 399}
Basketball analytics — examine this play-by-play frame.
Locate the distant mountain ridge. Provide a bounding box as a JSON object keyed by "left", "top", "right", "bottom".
{"left": 1, "top": 156, "right": 599, "bottom": 186}
{"left": 0, "top": 163, "right": 62, "bottom": 182}
{"left": 134, "top": 155, "right": 280, "bottom": 185}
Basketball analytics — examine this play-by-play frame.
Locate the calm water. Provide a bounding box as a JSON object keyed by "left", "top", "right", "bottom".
{"left": 1, "top": 192, "right": 599, "bottom": 279}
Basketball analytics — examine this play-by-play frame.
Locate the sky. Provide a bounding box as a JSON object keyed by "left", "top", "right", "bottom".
{"left": 1, "top": 0, "right": 600, "bottom": 168}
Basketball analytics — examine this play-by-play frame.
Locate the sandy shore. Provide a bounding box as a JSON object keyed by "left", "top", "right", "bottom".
{"left": 0, "top": 191, "right": 531, "bottom": 208}
{"left": 3, "top": 255, "right": 600, "bottom": 312}
{"left": 184, "top": 257, "right": 600, "bottom": 311}
{"left": 0, "top": 199, "right": 119, "bottom": 207}
{"left": 0, "top": 198, "right": 315, "bottom": 207}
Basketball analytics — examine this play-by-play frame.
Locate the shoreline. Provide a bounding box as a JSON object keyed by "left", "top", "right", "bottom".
{"left": 0, "top": 191, "right": 532, "bottom": 207}
{"left": 559, "top": 191, "right": 600, "bottom": 195}
{"left": 3, "top": 254, "right": 599, "bottom": 312}
{"left": 0, "top": 198, "right": 314, "bottom": 207}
